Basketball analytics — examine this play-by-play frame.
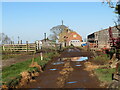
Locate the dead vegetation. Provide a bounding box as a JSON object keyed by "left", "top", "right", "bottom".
{"left": 84, "top": 62, "right": 99, "bottom": 71}
{"left": 29, "top": 57, "right": 43, "bottom": 72}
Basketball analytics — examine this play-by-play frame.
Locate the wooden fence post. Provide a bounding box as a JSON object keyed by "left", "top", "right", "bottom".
{"left": 21, "top": 40, "right": 22, "bottom": 44}
{"left": 26, "top": 41, "right": 28, "bottom": 52}
{"left": 2, "top": 45, "right": 5, "bottom": 51}
{"left": 11, "top": 41, "right": 12, "bottom": 44}
{"left": 38, "top": 41, "right": 39, "bottom": 50}
{"left": 40, "top": 52, "right": 43, "bottom": 60}
{"left": 34, "top": 42, "right": 37, "bottom": 53}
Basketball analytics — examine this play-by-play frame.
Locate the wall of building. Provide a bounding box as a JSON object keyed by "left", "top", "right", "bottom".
{"left": 87, "top": 25, "right": 120, "bottom": 49}
{"left": 59, "top": 29, "right": 82, "bottom": 47}
{"left": 66, "top": 32, "right": 82, "bottom": 46}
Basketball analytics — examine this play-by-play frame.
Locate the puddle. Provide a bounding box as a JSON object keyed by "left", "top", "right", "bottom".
{"left": 71, "top": 57, "right": 88, "bottom": 61}
{"left": 67, "top": 49, "right": 74, "bottom": 52}
{"left": 30, "top": 89, "right": 39, "bottom": 90}
{"left": 74, "top": 48, "right": 80, "bottom": 52}
{"left": 67, "top": 81, "right": 78, "bottom": 84}
{"left": 67, "top": 49, "right": 80, "bottom": 52}
{"left": 37, "top": 87, "right": 41, "bottom": 88}
{"left": 77, "top": 57, "right": 88, "bottom": 61}
{"left": 49, "top": 69, "right": 57, "bottom": 71}
{"left": 83, "top": 79, "right": 87, "bottom": 82}
{"left": 75, "top": 65, "right": 81, "bottom": 66}
{"left": 52, "top": 62, "right": 64, "bottom": 65}
{"left": 74, "top": 89, "right": 86, "bottom": 90}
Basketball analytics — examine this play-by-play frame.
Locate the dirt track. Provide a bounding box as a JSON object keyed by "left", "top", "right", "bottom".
{"left": 22, "top": 48, "right": 101, "bottom": 88}
{"left": 2, "top": 53, "right": 41, "bottom": 68}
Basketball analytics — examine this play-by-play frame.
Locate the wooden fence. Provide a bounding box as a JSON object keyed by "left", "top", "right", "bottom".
{"left": 2, "top": 43, "right": 36, "bottom": 52}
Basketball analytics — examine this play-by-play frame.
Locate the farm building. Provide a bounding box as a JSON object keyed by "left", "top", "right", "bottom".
{"left": 87, "top": 25, "right": 120, "bottom": 50}
{"left": 58, "top": 27, "right": 82, "bottom": 47}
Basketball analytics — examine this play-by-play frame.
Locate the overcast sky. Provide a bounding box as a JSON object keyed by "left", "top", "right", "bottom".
{"left": 2, "top": 2, "right": 117, "bottom": 43}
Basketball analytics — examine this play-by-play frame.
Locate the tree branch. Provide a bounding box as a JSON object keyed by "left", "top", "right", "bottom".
{"left": 114, "top": 21, "right": 120, "bottom": 31}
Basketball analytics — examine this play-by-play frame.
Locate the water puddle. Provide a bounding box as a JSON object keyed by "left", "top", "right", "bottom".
{"left": 74, "top": 48, "right": 80, "bottom": 52}
{"left": 74, "top": 89, "right": 86, "bottom": 90}
{"left": 52, "top": 62, "right": 64, "bottom": 65}
{"left": 75, "top": 65, "right": 81, "bottom": 66}
{"left": 67, "top": 48, "right": 80, "bottom": 52}
{"left": 83, "top": 79, "right": 87, "bottom": 82}
{"left": 67, "top": 81, "right": 78, "bottom": 84}
{"left": 79, "top": 57, "right": 88, "bottom": 61}
{"left": 67, "top": 49, "right": 75, "bottom": 52}
{"left": 71, "top": 57, "right": 88, "bottom": 61}
{"left": 30, "top": 89, "right": 40, "bottom": 90}
{"left": 38, "top": 87, "right": 41, "bottom": 88}
{"left": 49, "top": 69, "right": 57, "bottom": 71}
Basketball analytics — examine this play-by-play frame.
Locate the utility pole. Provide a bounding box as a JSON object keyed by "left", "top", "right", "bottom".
{"left": 62, "top": 20, "right": 63, "bottom": 25}
{"left": 18, "top": 36, "right": 20, "bottom": 44}
{"left": 44, "top": 33, "right": 46, "bottom": 42}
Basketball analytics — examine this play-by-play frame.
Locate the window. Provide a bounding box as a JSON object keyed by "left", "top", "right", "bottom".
{"left": 73, "top": 35, "right": 77, "bottom": 38}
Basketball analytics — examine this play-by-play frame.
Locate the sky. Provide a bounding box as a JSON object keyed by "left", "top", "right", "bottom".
{"left": 2, "top": 2, "right": 118, "bottom": 43}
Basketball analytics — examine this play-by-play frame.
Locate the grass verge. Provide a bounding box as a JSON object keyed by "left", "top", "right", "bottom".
{"left": 94, "top": 68, "right": 115, "bottom": 84}
{"left": 2, "top": 51, "right": 60, "bottom": 87}
{"left": 91, "top": 52, "right": 114, "bottom": 86}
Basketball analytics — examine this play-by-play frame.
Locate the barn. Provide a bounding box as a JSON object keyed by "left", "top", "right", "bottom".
{"left": 59, "top": 28, "right": 82, "bottom": 47}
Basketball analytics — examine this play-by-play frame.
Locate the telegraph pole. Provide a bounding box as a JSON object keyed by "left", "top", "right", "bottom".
{"left": 18, "top": 36, "right": 20, "bottom": 44}
{"left": 62, "top": 20, "right": 63, "bottom": 25}
{"left": 44, "top": 33, "right": 46, "bottom": 42}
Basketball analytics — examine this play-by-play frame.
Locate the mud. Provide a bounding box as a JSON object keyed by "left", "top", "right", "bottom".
{"left": 22, "top": 48, "right": 102, "bottom": 88}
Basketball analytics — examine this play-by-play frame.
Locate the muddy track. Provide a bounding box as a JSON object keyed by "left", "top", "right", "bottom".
{"left": 22, "top": 48, "right": 101, "bottom": 88}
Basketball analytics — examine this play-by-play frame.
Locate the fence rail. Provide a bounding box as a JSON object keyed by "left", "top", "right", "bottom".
{"left": 2, "top": 43, "right": 37, "bottom": 52}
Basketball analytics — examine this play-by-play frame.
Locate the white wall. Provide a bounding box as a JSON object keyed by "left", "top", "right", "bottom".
{"left": 69, "top": 40, "right": 81, "bottom": 46}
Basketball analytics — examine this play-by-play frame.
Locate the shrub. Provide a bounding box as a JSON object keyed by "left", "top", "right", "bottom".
{"left": 92, "top": 54, "right": 110, "bottom": 65}
{"left": 118, "top": 66, "right": 120, "bottom": 73}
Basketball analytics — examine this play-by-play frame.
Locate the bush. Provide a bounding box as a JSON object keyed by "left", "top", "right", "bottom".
{"left": 92, "top": 54, "right": 110, "bottom": 65}
{"left": 118, "top": 66, "right": 120, "bottom": 73}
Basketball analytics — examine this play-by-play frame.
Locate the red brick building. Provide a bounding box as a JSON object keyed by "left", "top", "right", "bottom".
{"left": 66, "top": 31, "right": 82, "bottom": 46}
{"left": 59, "top": 28, "right": 82, "bottom": 47}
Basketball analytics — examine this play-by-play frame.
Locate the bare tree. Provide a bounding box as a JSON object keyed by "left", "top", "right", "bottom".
{"left": 49, "top": 25, "right": 69, "bottom": 41}
{"left": 0, "top": 33, "right": 11, "bottom": 44}
{"left": 102, "top": 0, "right": 120, "bottom": 30}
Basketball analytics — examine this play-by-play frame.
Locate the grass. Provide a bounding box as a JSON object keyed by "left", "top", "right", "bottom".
{"left": 94, "top": 68, "right": 115, "bottom": 83}
{"left": 2, "top": 51, "right": 60, "bottom": 87}
{"left": 91, "top": 52, "right": 115, "bottom": 84}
